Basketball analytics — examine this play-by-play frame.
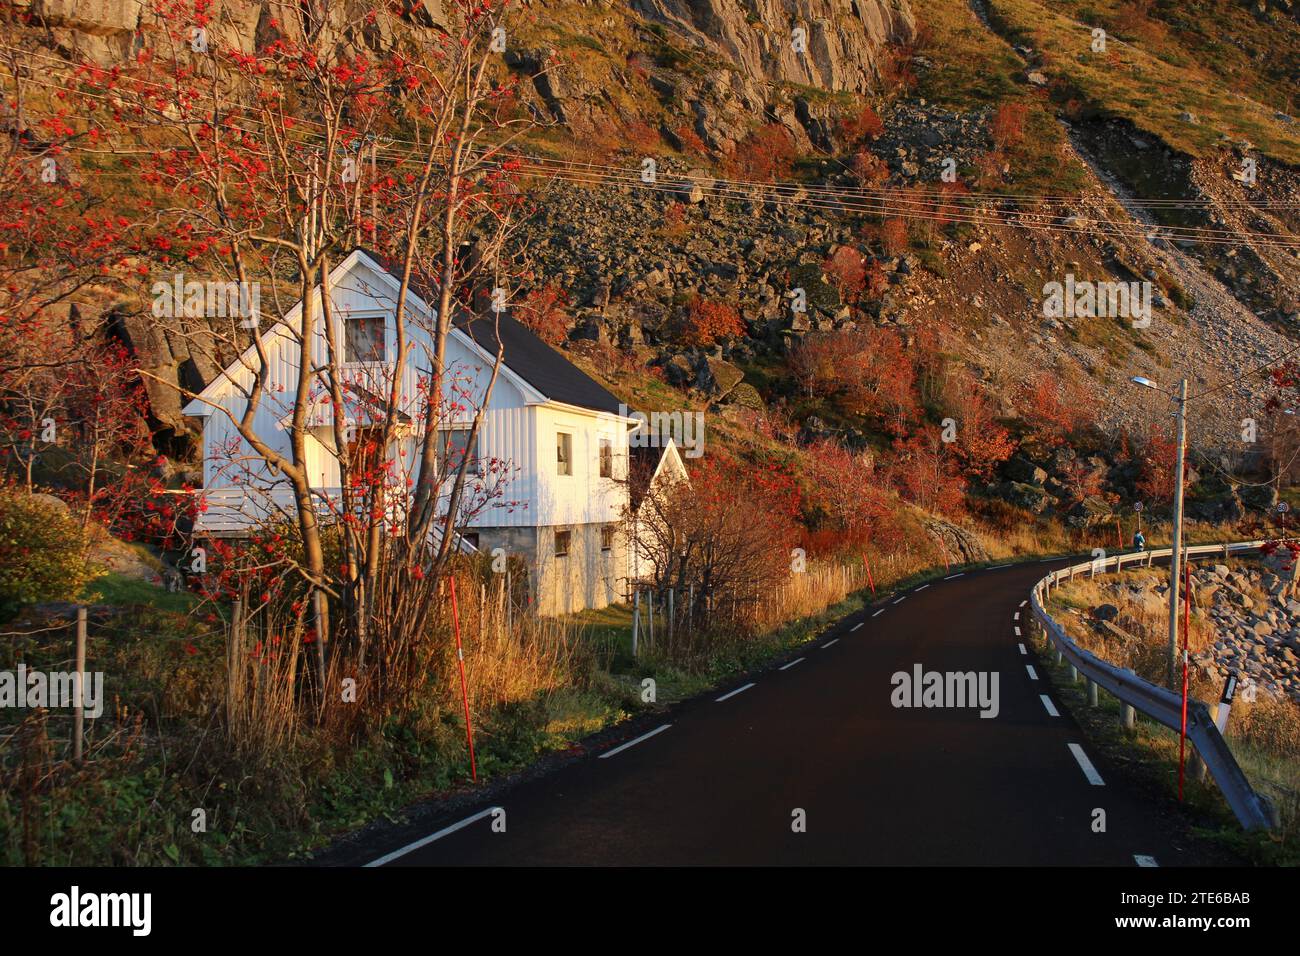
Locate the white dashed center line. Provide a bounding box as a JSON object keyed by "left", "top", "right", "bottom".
{"left": 1026, "top": 665, "right": 1038, "bottom": 681}
{"left": 715, "top": 684, "right": 755, "bottom": 703}
{"left": 1068, "top": 743, "right": 1106, "bottom": 786}
{"left": 599, "top": 723, "right": 672, "bottom": 758}
{"left": 1019, "top": 600, "right": 1028, "bottom": 608}
{"left": 364, "top": 806, "right": 502, "bottom": 867}
{"left": 1017, "top": 643, "right": 1027, "bottom": 655}
{"left": 1134, "top": 855, "right": 1159, "bottom": 867}
{"left": 989, "top": 563, "right": 1012, "bottom": 570}
{"left": 779, "top": 657, "right": 805, "bottom": 671}
{"left": 915, "top": 584, "right": 930, "bottom": 592}
{"left": 1013, "top": 611, "right": 1020, "bottom": 621}
{"left": 850, "top": 622, "right": 864, "bottom": 632}
{"left": 892, "top": 596, "right": 906, "bottom": 605}
{"left": 1039, "top": 695, "right": 1060, "bottom": 717}
{"left": 821, "top": 638, "right": 839, "bottom": 649}
{"left": 944, "top": 572, "right": 965, "bottom": 580}
{"left": 1014, "top": 626, "right": 1022, "bottom": 636}
{"left": 872, "top": 609, "right": 885, "bottom": 617}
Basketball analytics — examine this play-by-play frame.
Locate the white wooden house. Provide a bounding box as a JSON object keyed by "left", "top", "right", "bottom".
{"left": 182, "top": 249, "right": 653, "bottom": 615}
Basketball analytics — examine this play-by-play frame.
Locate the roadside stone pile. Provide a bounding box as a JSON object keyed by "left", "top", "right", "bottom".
{"left": 1192, "top": 558, "right": 1300, "bottom": 703}
{"left": 1096, "top": 556, "right": 1300, "bottom": 703}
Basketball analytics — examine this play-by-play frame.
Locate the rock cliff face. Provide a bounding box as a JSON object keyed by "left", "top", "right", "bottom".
{"left": 631, "top": 0, "right": 914, "bottom": 92}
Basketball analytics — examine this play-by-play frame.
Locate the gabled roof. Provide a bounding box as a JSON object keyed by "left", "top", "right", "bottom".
{"left": 182, "top": 248, "right": 630, "bottom": 420}
{"left": 454, "top": 311, "right": 624, "bottom": 417}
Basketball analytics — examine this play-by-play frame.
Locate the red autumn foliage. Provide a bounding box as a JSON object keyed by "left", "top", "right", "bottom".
{"left": 516, "top": 283, "right": 571, "bottom": 347}
{"left": 680, "top": 296, "right": 745, "bottom": 348}
{"left": 725, "top": 124, "right": 797, "bottom": 182}
{"left": 840, "top": 104, "right": 884, "bottom": 143}
{"left": 821, "top": 246, "right": 867, "bottom": 302}
{"left": 851, "top": 149, "right": 890, "bottom": 187}
{"left": 1136, "top": 425, "right": 1181, "bottom": 504}
{"left": 673, "top": 124, "right": 709, "bottom": 156}
{"left": 789, "top": 328, "right": 918, "bottom": 434}
{"left": 1017, "top": 372, "right": 1094, "bottom": 446}
{"left": 990, "top": 102, "right": 1029, "bottom": 151}
{"left": 888, "top": 428, "right": 967, "bottom": 516}
{"left": 880, "top": 217, "right": 909, "bottom": 256}
{"left": 942, "top": 370, "right": 1016, "bottom": 479}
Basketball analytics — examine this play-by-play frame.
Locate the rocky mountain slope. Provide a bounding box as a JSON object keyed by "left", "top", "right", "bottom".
{"left": 11, "top": 0, "right": 1300, "bottom": 522}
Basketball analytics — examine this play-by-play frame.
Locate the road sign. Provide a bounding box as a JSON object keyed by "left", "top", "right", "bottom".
{"left": 1134, "top": 501, "right": 1143, "bottom": 512}
{"left": 1278, "top": 501, "right": 1290, "bottom": 514}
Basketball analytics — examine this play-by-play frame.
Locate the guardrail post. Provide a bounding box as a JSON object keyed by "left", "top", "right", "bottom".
{"left": 1055, "top": 647, "right": 1063, "bottom": 665}
{"left": 1069, "top": 663, "right": 1079, "bottom": 683}
{"left": 1121, "top": 668, "right": 1136, "bottom": 729}
{"left": 1087, "top": 677, "right": 1098, "bottom": 707}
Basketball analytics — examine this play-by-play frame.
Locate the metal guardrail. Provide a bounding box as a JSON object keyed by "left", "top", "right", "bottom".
{"left": 1030, "top": 541, "right": 1276, "bottom": 831}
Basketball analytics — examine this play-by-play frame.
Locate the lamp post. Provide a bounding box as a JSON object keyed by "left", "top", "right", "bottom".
{"left": 1131, "top": 375, "right": 1188, "bottom": 688}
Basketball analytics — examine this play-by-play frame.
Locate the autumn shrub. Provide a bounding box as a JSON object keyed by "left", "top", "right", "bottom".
{"left": 840, "top": 103, "right": 884, "bottom": 143}
{"left": 725, "top": 124, "right": 797, "bottom": 182}
{"left": 515, "top": 283, "right": 570, "bottom": 347}
{"left": 880, "top": 217, "right": 909, "bottom": 256}
{"left": 990, "top": 102, "right": 1029, "bottom": 151}
{"left": 0, "top": 488, "right": 99, "bottom": 616}
{"left": 678, "top": 296, "right": 744, "bottom": 348}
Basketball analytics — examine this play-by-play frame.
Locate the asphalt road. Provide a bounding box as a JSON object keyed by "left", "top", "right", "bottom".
{"left": 355, "top": 559, "right": 1216, "bottom": 866}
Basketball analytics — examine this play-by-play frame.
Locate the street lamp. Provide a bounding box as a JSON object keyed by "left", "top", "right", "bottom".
{"left": 1130, "top": 375, "right": 1189, "bottom": 689}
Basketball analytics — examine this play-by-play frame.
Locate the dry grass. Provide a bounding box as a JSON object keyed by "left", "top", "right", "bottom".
{"left": 1050, "top": 564, "right": 1300, "bottom": 849}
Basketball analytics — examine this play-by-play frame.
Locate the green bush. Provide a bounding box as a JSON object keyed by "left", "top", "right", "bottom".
{"left": 0, "top": 489, "right": 98, "bottom": 617}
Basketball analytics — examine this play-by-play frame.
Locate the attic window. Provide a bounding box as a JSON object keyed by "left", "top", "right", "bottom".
{"left": 343, "top": 311, "right": 386, "bottom": 363}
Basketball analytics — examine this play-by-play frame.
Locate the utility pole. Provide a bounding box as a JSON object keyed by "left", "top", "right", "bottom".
{"left": 1167, "top": 377, "right": 1188, "bottom": 690}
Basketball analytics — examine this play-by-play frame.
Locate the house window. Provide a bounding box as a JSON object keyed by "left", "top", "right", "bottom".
{"left": 437, "top": 428, "right": 479, "bottom": 477}
{"left": 346, "top": 426, "right": 385, "bottom": 480}
{"left": 599, "top": 438, "right": 613, "bottom": 478}
{"left": 601, "top": 525, "right": 614, "bottom": 552}
{"left": 554, "top": 529, "right": 571, "bottom": 557}
{"left": 343, "top": 312, "right": 386, "bottom": 364}
{"left": 460, "top": 531, "right": 480, "bottom": 552}
{"left": 556, "top": 432, "right": 572, "bottom": 476}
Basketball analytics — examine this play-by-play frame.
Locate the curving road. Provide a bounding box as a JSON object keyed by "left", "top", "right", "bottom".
{"left": 347, "top": 559, "right": 1221, "bottom": 866}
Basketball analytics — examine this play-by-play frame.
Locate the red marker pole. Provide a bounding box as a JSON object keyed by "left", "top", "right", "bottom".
{"left": 449, "top": 576, "right": 478, "bottom": 782}
{"left": 1178, "top": 559, "right": 1191, "bottom": 801}
{"left": 862, "top": 552, "right": 876, "bottom": 595}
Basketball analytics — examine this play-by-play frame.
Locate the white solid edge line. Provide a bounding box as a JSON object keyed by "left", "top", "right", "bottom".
{"left": 1026, "top": 665, "right": 1038, "bottom": 681}
{"left": 915, "top": 583, "right": 930, "bottom": 592}
{"left": 716, "top": 683, "right": 756, "bottom": 703}
{"left": 1018, "top": 643, "right": 1027, "bottom": 655}
{"left": 1134, "top": 854, "right": 1159, "bottom": 867}
{"left": 850, "top": 622, "right": 864, "bottom": 632}
{"left": 779, "top": 657, "right": 805, "bottom": 671}
{"left": 821, "top": 638, "right": 839, "bottom": 649}
{"left": 1039, "top": 695, "right": 1060, "bottom": 717}
{"left": 598, "top": 723, "right": 672, "bottom": 758}
{"left": 1068, "top": 743, "right": 1106, "bottom": 786}
{"left": 872, "top": 609, "right": 885, "bottom": 617}
{"left": 944, "top": 572, "right": 965, "bottom": 580}
{"left": 364, "top": 806, "right": 501, "bottom": 867}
